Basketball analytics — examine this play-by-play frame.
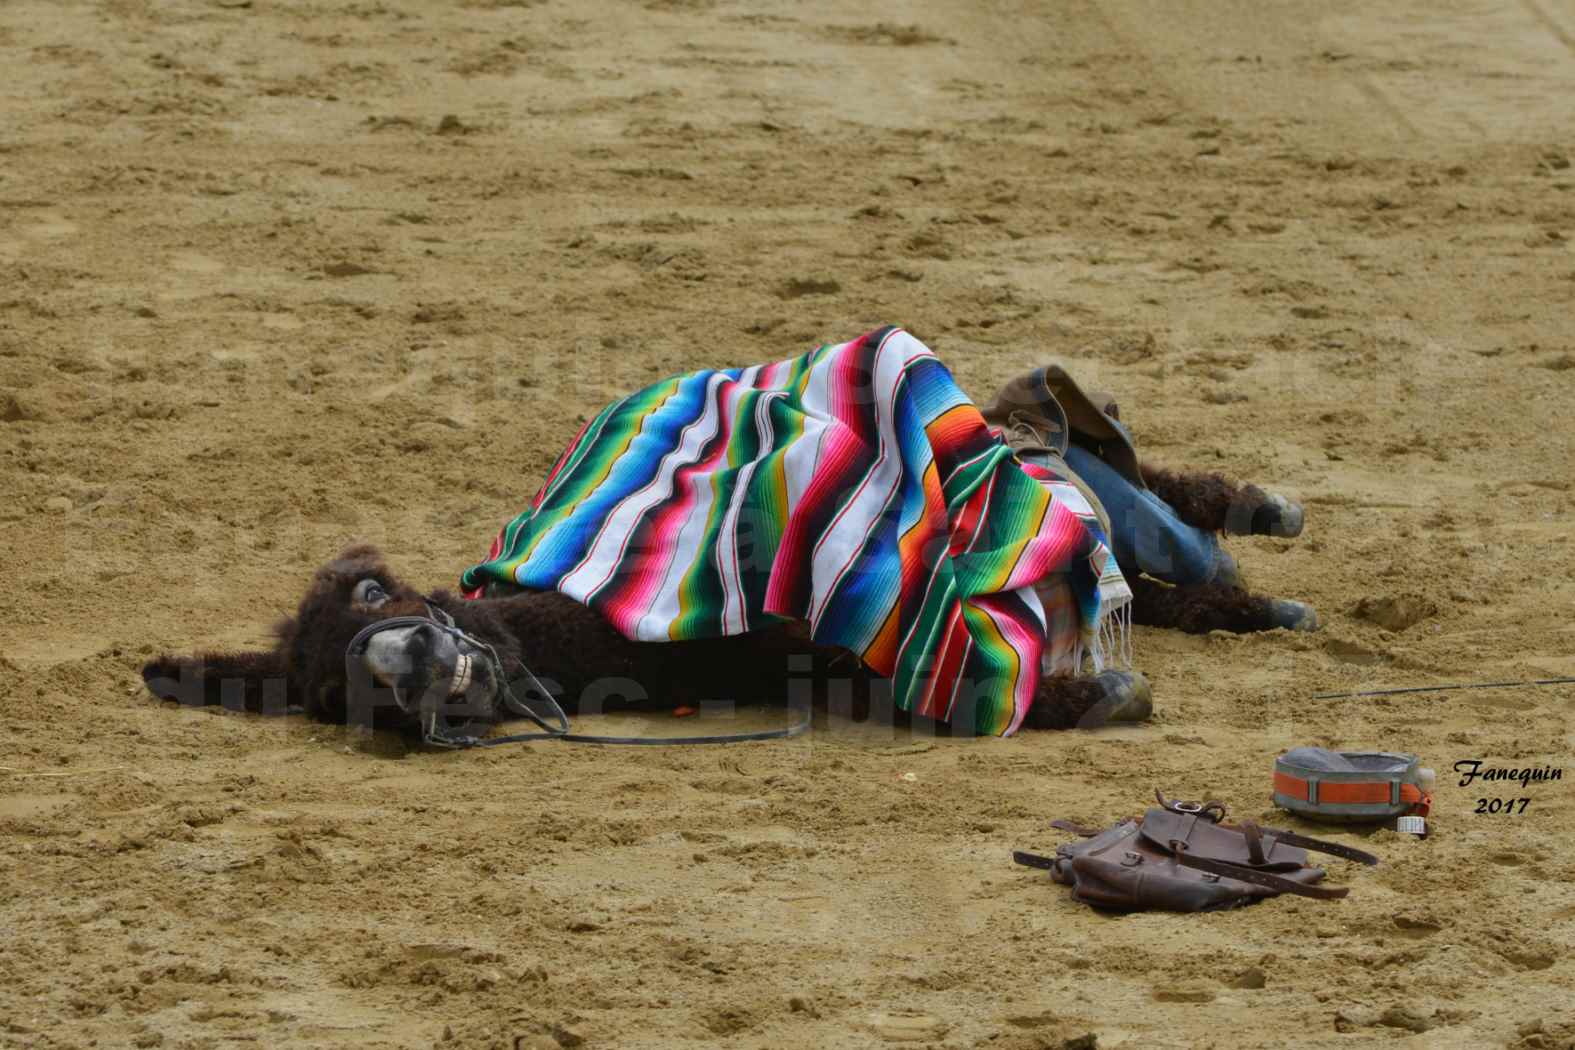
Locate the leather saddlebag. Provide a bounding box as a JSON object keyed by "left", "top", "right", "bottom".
{"left": 1013, "top": 793, "right": 1379, "bottom": 912}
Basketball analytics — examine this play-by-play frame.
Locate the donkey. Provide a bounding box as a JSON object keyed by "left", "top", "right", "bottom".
{"left": 141, "top": 471, "right": 1312, "bottom": 741}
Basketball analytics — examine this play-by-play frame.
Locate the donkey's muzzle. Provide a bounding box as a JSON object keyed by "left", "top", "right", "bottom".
{"left": 343, "top": 612, "right": 494, "bottom": 731}
{"left": 342, "top": 604, "right": 564, "bottom": 748}
{"left": 362, "top": 621, "right": 462, "bottom": 709}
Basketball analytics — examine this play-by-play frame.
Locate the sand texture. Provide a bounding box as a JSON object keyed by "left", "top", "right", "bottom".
{"left": 2, "top": 0, "right": 1574, "bottom": 1047}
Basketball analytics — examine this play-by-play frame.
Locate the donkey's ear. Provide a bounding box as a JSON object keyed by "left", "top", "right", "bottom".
{"left": 141, "top": 650, "right": 296, "bottom": 715}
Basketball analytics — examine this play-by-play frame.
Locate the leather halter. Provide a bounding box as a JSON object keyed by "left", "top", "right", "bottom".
{"left": 344, "top": 601, "right": 811, "bottom": 749}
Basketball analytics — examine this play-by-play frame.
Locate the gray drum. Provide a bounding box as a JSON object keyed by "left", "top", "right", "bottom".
{"left": 1273, "top": 748, "right": 1435, "bottom": 823}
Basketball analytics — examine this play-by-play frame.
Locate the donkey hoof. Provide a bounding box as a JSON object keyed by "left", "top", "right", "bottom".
{"left": 1076, "top": 670, "right": 1154, "bottom": 729}
{"left": 1226, "top": 490, "right": 1305, "bottom": 538}
{"left": 1259, "top": 493, "right": 1304, "bottom": 538}
{"left": 1269, "top": 599, "right": 1320, "bottom": 632}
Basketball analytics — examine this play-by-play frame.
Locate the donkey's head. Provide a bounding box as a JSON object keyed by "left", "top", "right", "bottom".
{"left": 141, "top": 544, "right": 522, "bottom": 734}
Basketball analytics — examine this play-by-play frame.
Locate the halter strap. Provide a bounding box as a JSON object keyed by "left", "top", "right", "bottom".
{"left": 344, "top": 603, "right": 810, "bottom": 750}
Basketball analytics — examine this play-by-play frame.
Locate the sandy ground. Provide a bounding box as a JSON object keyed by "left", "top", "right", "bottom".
{"left": 3, "top": 0, "right": 1575, "bottom": 1047}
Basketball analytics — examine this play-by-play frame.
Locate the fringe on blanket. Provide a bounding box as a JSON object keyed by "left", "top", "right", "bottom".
{"left": 1081, "top": 597, "right": 1133, "bottom": 675}
{"left": 1020, "top": 452, "right": 1133, "bottom": 682}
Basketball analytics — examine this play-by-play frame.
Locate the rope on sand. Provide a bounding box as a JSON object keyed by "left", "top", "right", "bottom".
{"left": 1312, "top": 677, "right": 1575, "bottom": 700}
{"left": 0, "top": 766, "right": 127, "bottom": 778}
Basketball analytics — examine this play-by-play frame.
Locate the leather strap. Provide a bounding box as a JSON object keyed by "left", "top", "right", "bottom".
{"left": 1012, "top": 850, "right": 1058, "bottom": 872}
{"left": 1205, "top": 817, "right": 1379, "bottom": 868}
{"left": 1049, "top": 819, "right": 1102, "bottom": 837}
{"left": 1242, "top": 821, "right": 1267, "bottom": 866}
{"left": 1145, "top": 790, "right": 1382, "bottom": 867}
{"left": 1168, "top": 841, "right": 1350, "bottom": 899}
{"left": 1262, "top": 826, "right": 1380, "bottom": 867}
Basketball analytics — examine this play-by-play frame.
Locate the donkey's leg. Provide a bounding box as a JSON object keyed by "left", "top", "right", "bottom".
{"left": 1137, "top": 462, "right": 1303, "bottom": 538}
{"left": 1128, "top": 575, "right": 1318, "bottom": 634}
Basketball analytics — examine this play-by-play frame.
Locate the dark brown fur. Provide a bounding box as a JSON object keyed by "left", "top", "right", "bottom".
{"left": 1138, "top": 463, "right": 1268, "bottom": 534}
{"left": 1126, "top": 575, "right": 1288, "bottom": 634}
{"left": 1128, "top": 462, "right": 1310, "bottom": 633}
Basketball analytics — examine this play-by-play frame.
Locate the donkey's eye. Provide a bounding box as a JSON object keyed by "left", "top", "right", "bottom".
{"left": 352, "top": 579, "right": 389, "bottom": 608}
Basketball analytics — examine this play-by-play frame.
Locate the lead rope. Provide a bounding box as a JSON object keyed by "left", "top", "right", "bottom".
{"left": 345, "top": 606, "right": 811, "bottom": 750}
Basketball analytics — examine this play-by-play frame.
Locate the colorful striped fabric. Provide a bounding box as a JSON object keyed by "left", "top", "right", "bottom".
{"left": 461, "top": 327, "right": 1129, "bottom": 735}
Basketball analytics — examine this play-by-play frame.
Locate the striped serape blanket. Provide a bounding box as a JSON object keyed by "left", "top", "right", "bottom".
{"left": 461, "top": 326, "right": 1130, "bottom": 735}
